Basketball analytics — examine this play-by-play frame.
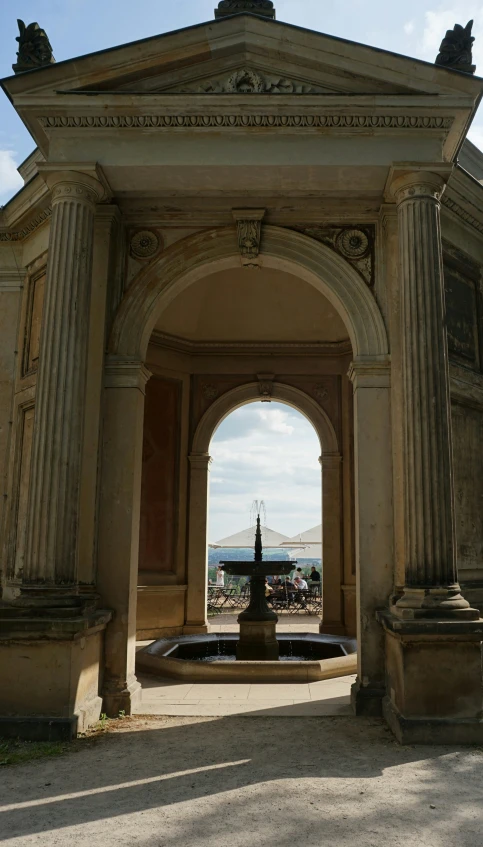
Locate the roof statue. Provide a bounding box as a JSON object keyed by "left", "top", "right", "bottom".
{"left": 13, "top": 19, "right": 55, "bottom": 74}
{"left": 435, "top": 19, "right": 476, "bottom": 74}
{"left": 215, "top": 1, "right": 276, "bottom": 20}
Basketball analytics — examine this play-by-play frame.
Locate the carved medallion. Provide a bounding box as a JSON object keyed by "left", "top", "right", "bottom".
{"left": 336, "top": 228, "right": 369, "bottom": 259}
{"left": 314, "top": 384, "right": 329, "bottom": 403}
{"left": 130, "top": 230, "right": 161, "bottom": 260}
{"left": 257, "top": 373, "right": 274, "bottom": 402}
{"left": 196, "top": 67, "right": 316, "bottom": 94}
{"left": 290, "top": 225, "right": 375, "bottom": 287}
{"left": 201, "top": 384, "right": 219, "bottom": 401}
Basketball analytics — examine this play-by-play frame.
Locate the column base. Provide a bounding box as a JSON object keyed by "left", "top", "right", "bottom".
{"left": 102, "top": 675, "right": 142, "bottom": 718}
{"left": 319, "top": 620, "right": 347, "bottom": 636}
{"left": 351, "top": 678, "right": 384, "bottom": 716}
{"left": 394, "top": 586, "right": 479, "bottom": 620}
{"left": 183, "top": 623, "right": 209, "bottom": 635}
{"left": 378, "top": 611, "right": 483, "bottom": 744}
{"left": 383, "top": 697, "right": 483, "bottom": 745}
{"left": 0, "top": 606, "right": 111, "bottom": 740}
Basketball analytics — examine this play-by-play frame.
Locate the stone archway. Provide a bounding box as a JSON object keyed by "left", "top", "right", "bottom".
{"left": 109, "top": 226, "right": 388, "bottom": 361}
{"left": 185, "top": 381, "right": 342, "bottom": 635}
{"left": 98, "top": 225, "right": 393, "bottom": 715}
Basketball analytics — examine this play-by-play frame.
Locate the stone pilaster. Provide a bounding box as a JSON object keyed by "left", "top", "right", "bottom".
{"left": 184, "top": 453, "right": 212, "bottom": 634}
{"left": 23, "top": 170, "right": 104, "bottom": 589}
{"left": 392, "top": 172, "right": 476, "bottom": 619}
{"left": 319, "top": 453, "right": 345, "bottom": 635}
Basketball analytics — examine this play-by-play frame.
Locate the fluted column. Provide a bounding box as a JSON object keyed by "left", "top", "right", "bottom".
{"left": 393, "top": 171, "right": 474, "bottom": 618}
{"left": 24, "top": 170, "right": 104, "bottom": 588}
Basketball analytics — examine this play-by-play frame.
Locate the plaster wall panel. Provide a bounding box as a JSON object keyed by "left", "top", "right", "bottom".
{"left": 0, "top": 281, "right": 23, "bottom": 553}
{"left": 452, "top": 403, "right": 483, "bottom": 578}
{"left": 12, "top": 405, "right": 35, "bottom": 580}
{"left": 138, "top": 375, "right": 181, "bottom": 579}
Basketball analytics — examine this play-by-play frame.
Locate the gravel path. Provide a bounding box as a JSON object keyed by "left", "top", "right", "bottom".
{"left": 1, "top": 715, "right": 482, "bottom": 847}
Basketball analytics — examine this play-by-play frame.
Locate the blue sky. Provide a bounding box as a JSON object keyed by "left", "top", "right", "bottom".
{"left": 1, "top": 1, "right": 482, "bottom": 539}
{"left": 1, "top": 1, "right": 483, "bottom": 203}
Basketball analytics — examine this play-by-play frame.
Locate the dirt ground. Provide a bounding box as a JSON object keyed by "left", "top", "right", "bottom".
{"left": 1, "top": 715, "right": 482, "bottom": 847}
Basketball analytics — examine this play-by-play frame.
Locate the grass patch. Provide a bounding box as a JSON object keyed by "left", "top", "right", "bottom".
{"left": 0, "top": 712, "right": 133, "bottom": 768}
{"left": 0, "top": 739, "right": 69, "bottom": 767}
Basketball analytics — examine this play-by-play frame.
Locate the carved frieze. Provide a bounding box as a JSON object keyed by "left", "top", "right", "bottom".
{"left": 189, "top": 68, "right": 318, "bottom": 94}
{"left": 233, "top": 208, "right": 265, "bottom": 268}
{"left": 290, "top": 225, "right": 375, "bottom": 286}
{"left": 0, "top": 207, "right": 52, "bottom": 242}
{"left": 39, "top": 115, "right": 454, "bottom": 131}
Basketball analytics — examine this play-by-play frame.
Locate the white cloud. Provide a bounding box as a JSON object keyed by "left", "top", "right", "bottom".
{"left": 257, "top": 408, "right": 294, "bottom": 435}
{"left": 404, "top": 21, "right": 415, "bottom": 35}
{"left": 0, "top": 150, "right": 23, "bottom": 203}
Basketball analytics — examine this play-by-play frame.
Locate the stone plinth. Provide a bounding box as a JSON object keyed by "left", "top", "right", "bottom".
{"left": 237, "top": 619, "right": 279, "bottom": 661}
{"left": 0, "top": 605, "right": 111, "bottom": 740}
{"left": 378, "top": 611, "right": 483, "bottom": 744}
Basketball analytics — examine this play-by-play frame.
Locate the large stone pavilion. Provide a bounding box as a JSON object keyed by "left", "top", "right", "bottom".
{"left": 1, "top": 1, "right": 483, "bottom": 743}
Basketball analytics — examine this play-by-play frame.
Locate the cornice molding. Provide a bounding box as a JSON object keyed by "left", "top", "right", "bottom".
{"left": 149, "top": 330, "right": 352, "bottom": 357}
{"left": 39, "top": 114, "right": 454, "bottom": 131}
{"left": 0, "top": 207, "right": 52, "bottom": 243}
{"left": 442, "top": 194, "right": 483, "bottom": 236}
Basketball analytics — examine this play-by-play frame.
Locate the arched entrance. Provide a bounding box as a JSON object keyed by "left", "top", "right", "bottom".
{"left": 97, "top": 226, "right": 392, "bottom": 716}
{"left": 187, "top": 382, "right": 340, "bottom": 635}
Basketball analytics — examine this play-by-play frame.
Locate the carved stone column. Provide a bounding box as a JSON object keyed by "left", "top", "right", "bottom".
{"left": 184, "top": 453, "right": 212, "bottom": 634}
{"left": 23, "top": 169, "right": 104, "bottom": 590}
{"left": 392, "top": 172, "right": 476, "bottom": 619}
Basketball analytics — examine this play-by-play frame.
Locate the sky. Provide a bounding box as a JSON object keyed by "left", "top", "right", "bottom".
{"left": 208, "top": 402, "right": 321, "bottom": 541}
{"left": 1, "top": 1, "right": 482, "bottom": 537}
{"left": 1, "top": 0, "right": 483, "bottom": 203}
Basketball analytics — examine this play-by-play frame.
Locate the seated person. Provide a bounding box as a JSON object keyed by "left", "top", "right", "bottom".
{"left": 272, "top": 575, "right": 283, "bottom": 588}
{"left": 264, "top": 578, "right": 273, "bottom": 597}
{"left": 294, "top": 575, "right": 308, "bottom": 590}
{"left": 284, "top": 576, "right": 295, "bottom": 603}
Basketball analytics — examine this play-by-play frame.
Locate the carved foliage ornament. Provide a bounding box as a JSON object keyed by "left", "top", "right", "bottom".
{"left": 435, "top": 19, "right": 476, "bottom": 74}
{"left": 14, "top": 19, "right": 55, "bottom": 73}
{"left": 292, "top": 225, "right": 374, "bottom": 287}
{"left": 199, "top": 68, "right": 315, "bottom": 94}
{"left": 215, "top": 1, "right": 275, "bottom": 19}
{"left": 233, "top": 209, "right": 265, "bottom": 268}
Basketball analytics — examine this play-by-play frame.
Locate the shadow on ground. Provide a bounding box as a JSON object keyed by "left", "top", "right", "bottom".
{"left": 0, "top": 713, "right": 482, "bottom": 846}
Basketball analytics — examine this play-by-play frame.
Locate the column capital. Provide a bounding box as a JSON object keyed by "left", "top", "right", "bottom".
{"left": 319, "top": 453, "right": 342, "bottom": 469}
{"left": 348, "top": 357, "right": 391, "bottom": 389}
{"left": 189, "top": 452, "right": 213, "bottom": 471}
{"left": 389, "top": 170, "right": 448, "bottom": 206}
{"left": 37, "top": 162, "right": 111, "bottom": 205}
{"left": 104, "top": 358, "right": 152, "bottom": 393}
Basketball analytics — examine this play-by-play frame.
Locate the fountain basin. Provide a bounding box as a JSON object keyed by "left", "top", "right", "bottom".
{"left": 136, "top": 633, "right": 357, "bottom": 683}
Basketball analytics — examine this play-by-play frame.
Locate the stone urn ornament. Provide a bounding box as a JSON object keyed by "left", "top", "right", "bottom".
{"left": 215, "top": 1, "right": 276, "bottom": 20}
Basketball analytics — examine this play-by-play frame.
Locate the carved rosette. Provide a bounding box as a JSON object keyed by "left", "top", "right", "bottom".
{"left": 201, "top": 384, "right": 219, "bottom": 401}
{"left": 129, "top": 229, "right": 162, "bottom": 261}
{"left": 233, "top": 208, "right": 265, "bottom": 268}
{"left": 291, "top": 224, "right": 375, "bottom": 286}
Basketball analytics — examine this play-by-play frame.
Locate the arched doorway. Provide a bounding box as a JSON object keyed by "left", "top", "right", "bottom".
{"left": 97, "top": 226, "right": 392, "bottom": 716}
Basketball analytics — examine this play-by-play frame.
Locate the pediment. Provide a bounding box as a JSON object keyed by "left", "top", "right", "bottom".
{"left": 4, "top": 15, "right": 483, "bottom": 100}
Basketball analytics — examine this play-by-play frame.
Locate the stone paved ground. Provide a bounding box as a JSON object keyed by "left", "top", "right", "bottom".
{"left": 1, "top": 715, "right": 482, "bottom": 847}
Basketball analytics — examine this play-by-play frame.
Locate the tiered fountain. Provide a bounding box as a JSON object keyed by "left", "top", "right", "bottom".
{"left": 137, "top": 510, "right": 357, "bottom": 682}
{"left": 220, "top": 513, "right": 294, "bottom": 660}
